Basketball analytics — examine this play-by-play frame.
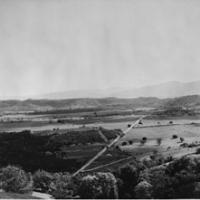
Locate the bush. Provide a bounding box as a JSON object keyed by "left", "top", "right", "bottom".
{"left": 116, "top": 164, "right": 139, "bottom": 198}
{"left": 140, "top": 137, "right": 147, "bottom": 145}
{"left": 129, "top": 140, "right": 133, "bottom": 145}
{"left": 139, "top": 166, "right": 173, "bottom": 198}
{"left": 78, "top": 172, "right": 118, "bottom": 199}
{"left": 172, "top": 135, "right": 178, "bottom": 139}
{"left": 180, "top": 143, "right": 189, "bottom": 148}
{"left": 196, "top": 148, "right": 200, "bottom": 154}
{"left": 121, "top": 141, "right": 127, "bottom": 146}
{"left": 33, "top": 170, "right": 54, "bottom": 193}
{"left": 0, "top": 165, "right": 33, "bottom": 193}
{"left": 50, "top": 173, "right": 74, "bottom": 199}
{"left": 165, "top": 155, "right": 174, "bottom": 163}
{"left": 134, "top": 180, "right": 153, "bottom": 198}
{"left": 180, "top": 137, "right": 184, "bottom": 143}
{"left": 156, "top": 138, "right": 162, "bottom": 146}
{"left": 142, "top": 137, "right": 147, "bottom": 141}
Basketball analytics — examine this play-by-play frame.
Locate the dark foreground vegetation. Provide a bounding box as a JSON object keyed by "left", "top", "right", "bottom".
{"left": 2, "top": 154, "right": 200, "bottom": 198}
{"left": 1, "top": 120, "right": 200, "bottom": 198}
{"left": 0, "top": 129, "right": 122, "bottom": 173}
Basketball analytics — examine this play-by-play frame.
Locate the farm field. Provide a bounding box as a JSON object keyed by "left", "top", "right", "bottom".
{"left": 1, "top": 102, "right": 200, "bottom": 175}
{"left": 91, "top": 118, "right": 200, "bottom": 130}
{"left": 1, "top": 114, "right": 200, "bottom": 133}
{"left": 84, "top": 123, "right": 200, "bottom": 171}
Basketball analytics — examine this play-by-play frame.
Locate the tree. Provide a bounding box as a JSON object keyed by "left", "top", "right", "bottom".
{"left": 172, "top": 134, "right": 178, "bottom": 139}
{"left": 156, "top": 138, "right": 162, "bottom": 146}
{"left": 78, "top": 172, "right": 118, "bottom": 199}
{"left": 33, "top": 170, "right": 54, "bottom": 193}
{"left": 141, "top": 137, "right": 147, "bottom": 145}
{"left": 164, "top": 156, "right": 199, "bottom": 198}
{"left": 50, "top": 173, "right": 74, "bottom": 199}
{"left": 129, "top": 140, "right": 133, "bottom": 145}
{"left": 196, "top": 148, "right": 200, "bottom": 154}
{"left": 134, "top": 180, "right": 153, "bottom": 198}
{"left": 180, "top": 137, "right": 184, "bottom": 143}
{"left": 121, "top": 141, "right": 127, "bottom": 146}
{"left": 0, "top": 165, "right": 33, "bottom": 193}
{"left": 139, "top": 166, "right": 174, "bottom": 199}
{"left": 116, "top": 164, "right": 139, "bottom": 198}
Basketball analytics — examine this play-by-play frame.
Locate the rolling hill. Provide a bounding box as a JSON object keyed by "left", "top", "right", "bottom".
{"left": 0, "top": 95, "right": 200, "bottom": 113}
{"left": 34, "top": 80, "right": 200, "bottom": 99}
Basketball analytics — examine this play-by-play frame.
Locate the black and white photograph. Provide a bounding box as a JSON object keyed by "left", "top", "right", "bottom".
{"left": 1, "top": 0, "right": 200, "bottom": 199}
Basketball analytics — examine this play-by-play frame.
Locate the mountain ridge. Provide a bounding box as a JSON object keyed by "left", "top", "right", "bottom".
{"left": 33, "top": 80, "right": 200, "bottom": 99}
{"left": 0, "top": 95, "right": 200, "bottom": 112}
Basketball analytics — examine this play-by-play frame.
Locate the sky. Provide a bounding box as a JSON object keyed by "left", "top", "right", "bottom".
{"left": 0, "top": 0, "right": 200, "bottom": 98}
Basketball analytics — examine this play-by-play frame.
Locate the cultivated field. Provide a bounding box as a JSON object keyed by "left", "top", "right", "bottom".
{"left": 1, "top": 100, "right": 200, "bottom": 174}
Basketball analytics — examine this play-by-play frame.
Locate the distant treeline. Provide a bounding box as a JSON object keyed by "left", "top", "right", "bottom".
{"left": 1, "top": 95, "right": 200, "bottom": 113}
{"left": 151, "top": 107, "right": 197, "bottom": 119}
{"left": 29, "top": 107, "right": 103, "bottom": 115}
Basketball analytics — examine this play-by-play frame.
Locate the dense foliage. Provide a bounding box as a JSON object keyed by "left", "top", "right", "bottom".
{"left": 0, "top": 129, "right": 119, "bottom": 173}
{"left": 77, "top": 172, "right": 118, "bottom": 199}
{"left": 0, "top": 166, "right": 33, "bottom": 193}
{"left": 50, "top": 173, "right": 74, "bottom": 199}
{"left": 33, "top": 170, "right": 54, "bottom": 193}
{"left": 1, "top": 155, "right": 200, "bottom": 199}
{"left": 2, "top": 127, "right": 200, "bottom": 198}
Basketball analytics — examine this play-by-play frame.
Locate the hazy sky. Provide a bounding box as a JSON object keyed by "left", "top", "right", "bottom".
{"left": 0, "top": 0, "right": 200, "bottom": 98}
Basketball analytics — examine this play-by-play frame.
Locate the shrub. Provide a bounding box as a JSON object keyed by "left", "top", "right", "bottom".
{"left": 140, "top": 137, "right": 147, "bottom": 145}
{"left": 188, "top": 143, "right": 197, "bottom": 148}
{"left": 121, "top": 141, "right": 127, "bottom": 146}
{"left": 180, "top": 137, "right": 184, "bottom": 143}
{"left": 33, "top": 170, "right": 54, "bottom": 193}
{"left": 139, "top": 166, "right": 173, "bottom": 198}
{"left": 50, "top": 173, "right": 74, "bottom": 199}
{"left": 129, "top": 140, "right": 133, "bottom": 145}
{"left": 164, "top": 156, "right": 200, "bottom": 198}
{"left": 172, "top": 134, "right": 178, "bottom": 139}
{"left": 78, "top": 172, "right": 118, "bottom": 199}
{"left": 194, "top": 182, "right": 200, "bottom": 198}
{"left": 116, "top": 164, "right": 139, "bottom": 198}
{"left": 196, "top": 148, "right": 200, "bottom": 154}
{"left": 156, "top": 138, "right": 162, "bottom": 146}
{"left": 165, "top": 155, "right": 174, "bottom": 163}
{"left": 180, "top": 143, "right": 189, "bottom": 148}
{"left": 0, "top": 165, "right": 33, "bottom": 193}
{"left": 134, "top": 180, "right": 153, "bottom": 198}
{"left": 142, "top": 137, "right": 147, "bottom": 141}
{"left": 118, "top": 164, "right": 139, "bottom": 187}
{"left": 127, "top": 124, "right": 131, "bottom": 128}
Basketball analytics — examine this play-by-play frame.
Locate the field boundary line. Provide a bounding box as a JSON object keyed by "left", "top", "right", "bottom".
{"left": 96, "top": 128, "right": 109, "bottom": 143}
{"left": 72, "top": 116, "right": 146, "bottom": 176}
{"left": 83, "top": 156, "right": 133, "bottom": 172}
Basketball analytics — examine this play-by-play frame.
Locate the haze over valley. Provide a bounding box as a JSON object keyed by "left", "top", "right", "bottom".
{"left": 34, "top": 80, "right": 200, "bottom": 100}
{"left": 1, "top": 0, "right": 200, "bottom": 199}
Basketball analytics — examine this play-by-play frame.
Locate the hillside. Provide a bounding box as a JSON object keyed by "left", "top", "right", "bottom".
{"left": 33, "top": 81, "right": 200, "bottom": 99}
{"left": 0, "top": 95, "right": 200, "bottom": 113}
{"left": 114, "top": 81, "right": 200, "bottom": 98}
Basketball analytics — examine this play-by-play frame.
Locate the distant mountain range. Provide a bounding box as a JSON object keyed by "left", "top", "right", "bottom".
{"left": 0, "top": 80, "right": 200, "bottom": 112}
{"left": 0, "top": 95, "right": 200, "bottom": 112}
{"left": 35, "top": 80, "right": 200, "bottom": 99}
